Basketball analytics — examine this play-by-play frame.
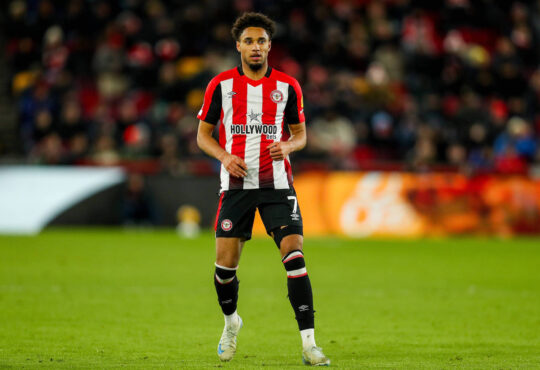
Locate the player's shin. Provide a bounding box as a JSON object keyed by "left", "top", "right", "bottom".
{"left": 282, "top": 250, "right": 316, "bottom": 345}
{"left": 215, "top": 263, "right": 242, "bottom": 361}
{"left": 214, "top": 263, "right": 239, "bottom": 317}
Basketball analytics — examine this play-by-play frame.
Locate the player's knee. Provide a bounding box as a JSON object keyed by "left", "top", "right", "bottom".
{"left": 272, "top": 225, "right": 303, "bottom": 249}
{"left": 214, "top": 262, "right": 238, "bottom": 285}
{"left": 280, "top": 235, "right": 303, "bottom": 257}
{"left": 215, "top": 255, "right": 239, "bottom": 268}
{"left": 281, "top": 250, "right": 307, "bottom": 278}
{"left": 215, "top": 247, "right": 241, "bottom": 268}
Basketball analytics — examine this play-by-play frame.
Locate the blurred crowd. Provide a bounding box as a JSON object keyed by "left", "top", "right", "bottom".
{"left": 2, "top": 0, "right": 540, "bottom": 174}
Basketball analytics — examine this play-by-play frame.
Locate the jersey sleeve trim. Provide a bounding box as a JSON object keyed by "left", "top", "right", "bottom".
{"left": 284, "top": 79, "right": 305, "bottom": 124}
{"left": 197, "top": 79, "right": 222, "bottom": 125}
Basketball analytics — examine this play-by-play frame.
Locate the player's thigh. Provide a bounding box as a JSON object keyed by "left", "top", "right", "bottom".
{"left": 216, "top": 237, "right": 245, "bottom": 268}
{"left": 215, "top": 190, "right": 257, "bottom": 241}
{"left": 258, "top": 187, "right": 303, "bottom": 240}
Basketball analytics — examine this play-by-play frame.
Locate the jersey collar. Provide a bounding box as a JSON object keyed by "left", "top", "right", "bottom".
{"left": 237, "top": 65, "right": 272, "bottom": 84}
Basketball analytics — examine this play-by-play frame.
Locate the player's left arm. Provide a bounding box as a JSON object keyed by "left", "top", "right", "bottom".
{"left": 268, "top": 122, "right": 306, "bottom": 161}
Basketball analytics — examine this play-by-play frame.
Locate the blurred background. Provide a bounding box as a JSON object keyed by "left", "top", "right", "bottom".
{"left": 0, "top": 0, "right": 539, "bottom": 236}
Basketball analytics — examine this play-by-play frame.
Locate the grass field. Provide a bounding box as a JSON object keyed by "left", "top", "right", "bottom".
{"left": 1, "top": 229, "right": 539, "bottom": 369}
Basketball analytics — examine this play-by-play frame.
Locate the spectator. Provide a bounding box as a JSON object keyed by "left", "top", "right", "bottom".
{"left": 307, "top": 109, "right": 357, "bottom": 169}
{"left": 494, "top": 117, "right": 537, "bottom": 163}
{"left": 92, "top": 134, "right": 119, "bottom": 165}
{"left": 2, "top": 0, "right": 539, "bottom": 174}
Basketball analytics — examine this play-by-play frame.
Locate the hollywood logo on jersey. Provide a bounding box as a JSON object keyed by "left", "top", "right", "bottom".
{"left": 230, "top": 109, "right": 278, "bottom": 140}
{"left": 248, "top": 110, "right": 262, "bottom": 123}
{"left": 230, "top": 123, "right": 278, "bottom": 139}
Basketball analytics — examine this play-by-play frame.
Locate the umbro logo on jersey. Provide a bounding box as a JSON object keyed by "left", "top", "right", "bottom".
{"left": 227, "top": 91, "right": 237, "bottom": 98}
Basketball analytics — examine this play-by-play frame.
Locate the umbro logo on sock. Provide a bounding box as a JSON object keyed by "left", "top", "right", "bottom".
{"left": 299, "top": 305, "right": 309, "bottom": 312}
{"left": 222, "top": 299, "right": 232, "bottom": 304}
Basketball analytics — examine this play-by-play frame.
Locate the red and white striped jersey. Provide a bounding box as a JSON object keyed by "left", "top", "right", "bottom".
{"left": 198, "top": 66, "right": 305, "bottom": 192}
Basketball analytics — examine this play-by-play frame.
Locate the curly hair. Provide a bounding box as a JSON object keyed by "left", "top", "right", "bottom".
{"left": 231, "top": 12, "right": 276, "bottom": 41}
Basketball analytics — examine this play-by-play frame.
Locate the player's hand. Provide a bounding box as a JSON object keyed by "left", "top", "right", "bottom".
{"left": 268, "top": 141, "right": 291, "bottom": 161}
{"left": 221, "top": 153, "right": 248, "bottom": 178}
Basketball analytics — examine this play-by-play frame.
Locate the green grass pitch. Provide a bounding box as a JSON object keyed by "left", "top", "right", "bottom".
{"left": 1, "top": 229, "right": 539, "bottom": 369}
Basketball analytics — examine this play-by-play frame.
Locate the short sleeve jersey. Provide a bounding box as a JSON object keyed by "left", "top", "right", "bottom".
{"left": 197, "top": 66, "right": 305, "bottom": 192}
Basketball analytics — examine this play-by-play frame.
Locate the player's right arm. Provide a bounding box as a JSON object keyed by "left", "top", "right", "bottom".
{"left": 196, "top": 75, "right": 247, "bottom": 178}
{"left": 197, "top": 121, "right": 247, "bottom": 178}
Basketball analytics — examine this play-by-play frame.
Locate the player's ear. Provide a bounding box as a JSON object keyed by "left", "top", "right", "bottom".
{"left": 236, "top": 41, "right": 241, "bottom": 52}
{"left": 268, "top": 40, "right": 271, "bottom": 51}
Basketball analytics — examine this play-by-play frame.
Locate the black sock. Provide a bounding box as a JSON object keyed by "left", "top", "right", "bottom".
{"left": 282, "top": 250, "right": 314, "bottom": 330}
{"left": 214, "top": 264, "right": 239, "bottom": 315}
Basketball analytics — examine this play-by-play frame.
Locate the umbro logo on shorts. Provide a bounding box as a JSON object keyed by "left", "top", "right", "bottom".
{"left": 221, "top": 219, "right": 233, "bottom": 231}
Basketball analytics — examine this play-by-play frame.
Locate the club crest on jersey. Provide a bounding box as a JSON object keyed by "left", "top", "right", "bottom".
{"left": 221, "top": 219, "right": 233, "bottom": 231}
{"left": 270, "top": 89, "right": 284, "bottom": 103}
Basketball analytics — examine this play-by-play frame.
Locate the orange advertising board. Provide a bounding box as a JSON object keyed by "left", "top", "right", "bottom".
{"left": 253, "top": 172, "right": 540, "bottom": 237}
{"left": 324, "top": 172, "right": 426, "bottom": 237}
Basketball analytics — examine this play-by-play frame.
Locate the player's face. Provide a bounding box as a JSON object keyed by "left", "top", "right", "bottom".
{"left": 236, "top": 27, "right": 271, "bottom": 72}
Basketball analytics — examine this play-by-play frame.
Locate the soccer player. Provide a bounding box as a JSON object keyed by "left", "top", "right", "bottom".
{"left": 196, "top": 13, "right": 330, "bottom": 366}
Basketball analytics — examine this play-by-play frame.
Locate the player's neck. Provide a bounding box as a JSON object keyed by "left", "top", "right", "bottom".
{"left": 242, "top": 61, "right": 268, "bottom": 81}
